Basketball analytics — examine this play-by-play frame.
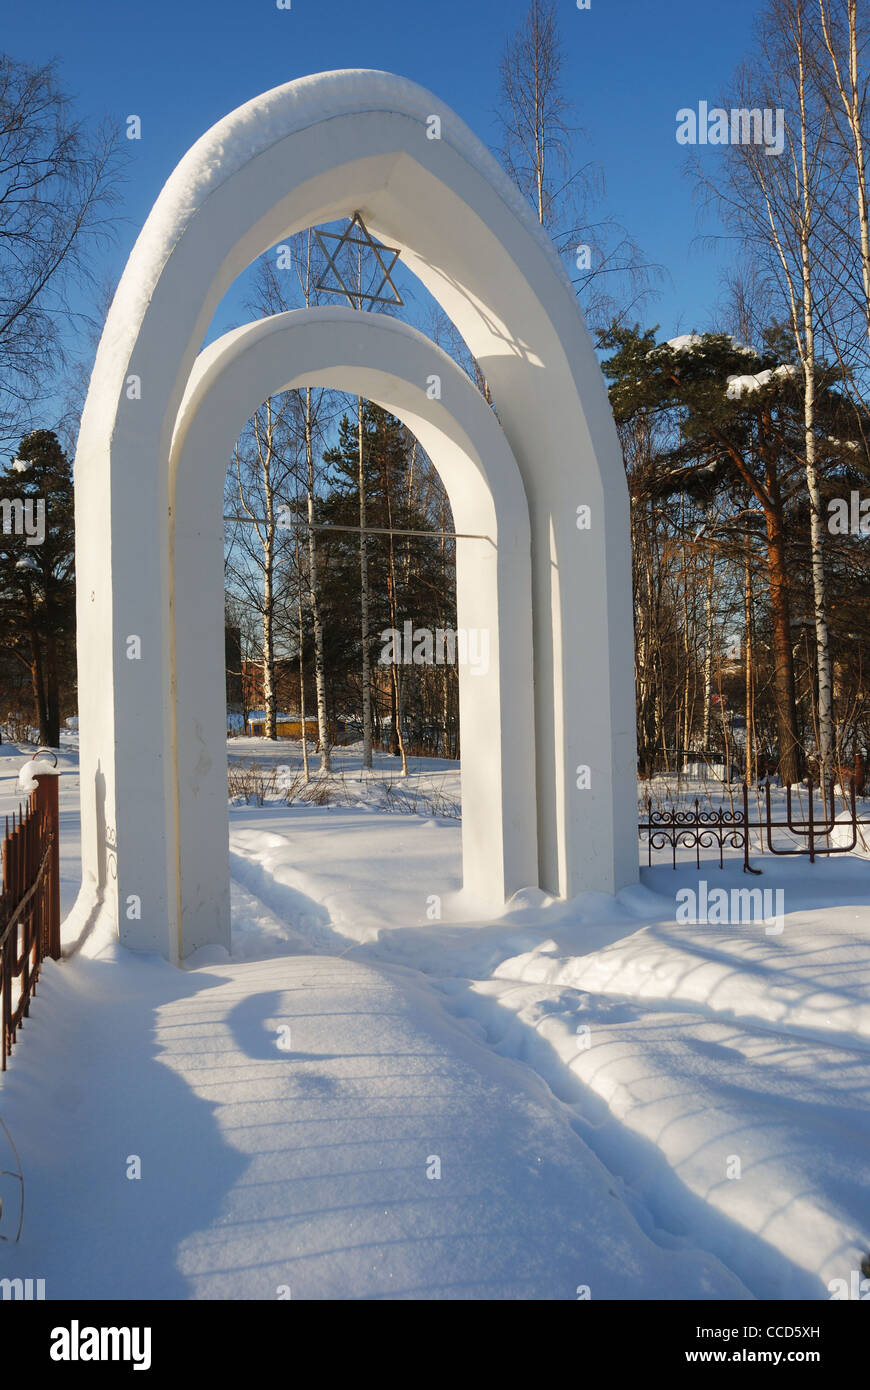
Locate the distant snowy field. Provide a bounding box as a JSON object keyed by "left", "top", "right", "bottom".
{"left": 1, "top": 735, "right": 869, "bottom": 1300}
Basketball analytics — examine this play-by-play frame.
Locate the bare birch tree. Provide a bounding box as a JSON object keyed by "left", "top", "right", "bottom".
{"left": 0, "top": 55, "right": 124, "bottom": 444}
{"left": 225, "top": 395, "right": 297, "bottom": 740}
{"left": 697, "top": 0, "right": 844, "bottom": 783}
{"left": 818, "top": 0, "right": 870, "bottom": 352}
{"left": 496, "top": 0, "right": 657, "bottom": 329}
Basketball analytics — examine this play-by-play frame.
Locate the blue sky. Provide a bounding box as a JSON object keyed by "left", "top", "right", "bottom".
{"left": 5, "top": 0, "right": 764, "bottom": 384}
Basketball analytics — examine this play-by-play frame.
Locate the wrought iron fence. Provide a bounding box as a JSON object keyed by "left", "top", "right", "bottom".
{"left": 1, "top": 755, "right": 61, "bottom": 1071}
{"left": 639, "top": 779, "right": 870, "bottom": 874}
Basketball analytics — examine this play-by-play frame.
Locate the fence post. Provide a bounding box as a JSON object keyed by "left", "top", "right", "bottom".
{"left": 33, "top": 772, "right": 61, "bottom": 959}
{"left": 808, "top": 779, "right": 815, "bottom": 864}
{"left": 742, "top": 782, "right": 749, "bottom": 872}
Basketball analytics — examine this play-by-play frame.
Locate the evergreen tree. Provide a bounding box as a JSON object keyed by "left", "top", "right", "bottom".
{"left": 320, "top": 403, "right": 458, "bottom": 755}
{"left": 0, "top": 429, "right": 75, "bottom": 745}
{"left": 602, "top": 324, "right": 867, "bottom": 782}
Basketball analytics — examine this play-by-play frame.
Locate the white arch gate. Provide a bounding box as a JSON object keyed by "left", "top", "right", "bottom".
{"left": 70, "top": 70, "right": 638, "bottom": 960}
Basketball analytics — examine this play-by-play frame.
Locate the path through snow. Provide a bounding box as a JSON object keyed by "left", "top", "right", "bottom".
{"left": 0, "top": 949, "right": 746, "bottom": 1298}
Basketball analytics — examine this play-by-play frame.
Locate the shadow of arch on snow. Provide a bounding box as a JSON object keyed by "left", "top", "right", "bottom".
{"left": 0, "top": 958, "right": 249, "bottom": 1299}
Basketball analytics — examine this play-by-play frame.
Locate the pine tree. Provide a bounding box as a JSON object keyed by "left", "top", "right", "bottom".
{"left": 321, "top": 403, "right": 456, "bottom": 755}
{"left": 0, "top": 429, "right": 75, "bottom": 745}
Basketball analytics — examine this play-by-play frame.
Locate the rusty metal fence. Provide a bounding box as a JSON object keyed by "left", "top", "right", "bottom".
{"left": 0, "top": 756, "right": 61, "bottom": 1071}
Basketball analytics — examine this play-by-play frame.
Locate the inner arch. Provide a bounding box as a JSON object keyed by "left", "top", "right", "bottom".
{"left": 169, "top": 308, "right": 537, "bottom": 956}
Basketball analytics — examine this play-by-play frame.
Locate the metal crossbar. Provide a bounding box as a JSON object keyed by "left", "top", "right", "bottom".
{"left": 223, "top": 514, "right": 491, "bottom": 543}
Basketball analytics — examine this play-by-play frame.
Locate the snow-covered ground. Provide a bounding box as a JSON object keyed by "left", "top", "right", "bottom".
{"left": 1, "top": 737, "right": 869, "bottom": 1300}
